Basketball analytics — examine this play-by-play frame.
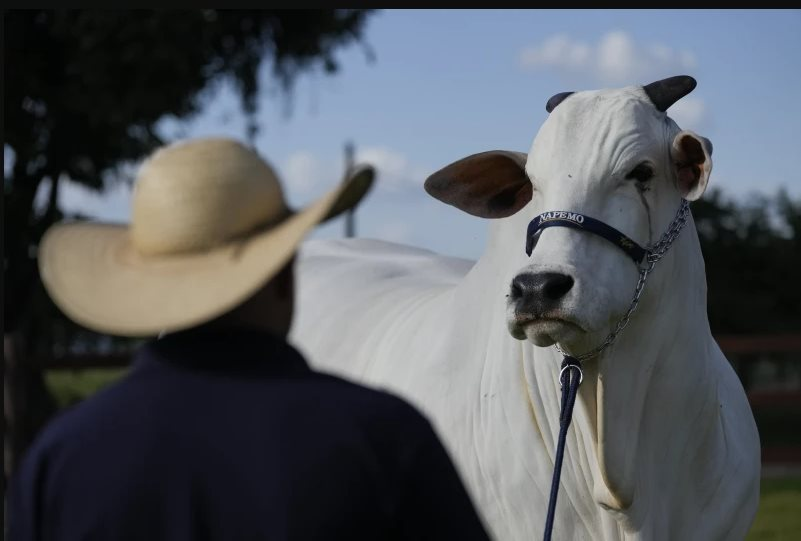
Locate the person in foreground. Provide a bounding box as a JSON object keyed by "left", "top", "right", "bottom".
{"left": 8, "top": 138, "right": 492, "bottom": 541}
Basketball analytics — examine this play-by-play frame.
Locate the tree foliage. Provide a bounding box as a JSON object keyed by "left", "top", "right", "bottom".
{"left": 4, "top": 9, "right": 375, "bottom": 334}
{"left": 3, "top": 8, "right": 376, "bottom": 478}
{"left": 693, "top": 188, "right": 801, "bottom": 334}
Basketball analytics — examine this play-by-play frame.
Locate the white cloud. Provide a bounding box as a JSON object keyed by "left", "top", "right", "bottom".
{"left": 668, "top": 96, "right": 705, "bottom": 129}
{"left": 520, "top": 34, "right": 591, "bottom": 72}
{"left": 519, "top": 30, "right": 697, "bottom": 86}
{"left": 519, "top": 31, "right": 704, "bottom": 126}
{"left": 277, "top": 146, "right": 432, "bottom": 205}
{"left": 597, "top": 31, "right": 640, "bottom": 84}
{"left": 53, "top": 179, "right": 133, "bottom": 222}
{"left": 355, "top": 146, "right": 431, "bottom": 192}
{"left": 281, "top": 151, "right": 322, "bottom": 196}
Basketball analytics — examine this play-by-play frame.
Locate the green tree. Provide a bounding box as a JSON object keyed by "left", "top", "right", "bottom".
{"left": 3, "top": 9, "right": 375, "bottom": 476}
{"left": 692, "top": 188, "right": 801, "bottom": 334}
{"left": 5, "top": 9, "right": 374, "bottom": 334}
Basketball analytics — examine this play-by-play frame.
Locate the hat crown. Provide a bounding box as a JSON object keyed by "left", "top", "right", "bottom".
{"left": 131, "top": 138, "right": 288, "bottom": 255}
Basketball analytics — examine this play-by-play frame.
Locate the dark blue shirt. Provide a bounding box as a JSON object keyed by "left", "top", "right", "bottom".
{"left": 9, "top": 328, "right": 491, "bottom": 540}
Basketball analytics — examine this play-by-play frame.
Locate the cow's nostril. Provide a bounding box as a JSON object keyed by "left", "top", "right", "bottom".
{"left": 510, "top": 279, "right": 524, "bottom": 299}
{"left": 510, "top": 272, "right": 574, "bottom": 307}
{"left": 543, "top": 274, "right": 574, "bottom": 301}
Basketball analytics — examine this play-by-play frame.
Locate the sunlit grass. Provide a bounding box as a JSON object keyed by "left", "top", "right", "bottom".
{"left": 44, "top": 368, "right": 128, "bottom": 409}
{"left": 746, "top": 477, "right": 801, "bottom": 540}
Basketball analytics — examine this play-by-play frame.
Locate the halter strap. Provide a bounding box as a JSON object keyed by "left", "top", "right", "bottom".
{"left": 526, "top": 211, "right": 646, "bottom": 264}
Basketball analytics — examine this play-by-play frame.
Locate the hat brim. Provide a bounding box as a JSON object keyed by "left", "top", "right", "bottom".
{"left": 39, "top": 165, "right": 375, "bottom": 337}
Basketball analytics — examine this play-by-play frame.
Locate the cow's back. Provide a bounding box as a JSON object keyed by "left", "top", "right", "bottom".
{"left": 290, "top": 238, "right": 474, "bottom": 391}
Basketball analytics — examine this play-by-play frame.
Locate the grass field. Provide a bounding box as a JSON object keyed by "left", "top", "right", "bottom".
{"left": 44, "top": 369, "right": 801, "bottom": 538}
{"left": 747, "top": 477, "right": 801, "bottom": 540}
{"left": 44, "top": 368, "right": 128, "bottom": 409}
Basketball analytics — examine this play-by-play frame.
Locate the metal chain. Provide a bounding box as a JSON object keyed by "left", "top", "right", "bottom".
{"left": 555, "top": 199, "right": 690, "bottom": 361}
{"left": 645, "top": 199, "right": 691, "bottom": 264}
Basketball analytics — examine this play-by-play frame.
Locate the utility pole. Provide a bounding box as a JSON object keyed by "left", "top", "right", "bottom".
{"left": 344, "top": 141, "right": 355, "bottom": 238}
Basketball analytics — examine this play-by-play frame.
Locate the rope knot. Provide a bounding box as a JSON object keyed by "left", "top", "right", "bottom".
{"left": 559, "top": 355, "right": 583, "bottom": 388}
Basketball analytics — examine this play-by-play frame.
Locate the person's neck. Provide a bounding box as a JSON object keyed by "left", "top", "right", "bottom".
{"left": 199, "top": 319, "right": 289, "bottom": 337}
{"left": 158, "top": 318, "right": 290, "bottom": 342}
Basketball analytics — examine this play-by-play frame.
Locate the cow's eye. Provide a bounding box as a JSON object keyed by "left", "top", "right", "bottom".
{"left": 625, "top": 162, "right": 654, "bottom": 183}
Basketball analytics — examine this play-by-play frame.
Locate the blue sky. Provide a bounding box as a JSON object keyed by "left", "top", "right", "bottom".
{"left": 40, "top": 9, "right": 801, "bottom": 260}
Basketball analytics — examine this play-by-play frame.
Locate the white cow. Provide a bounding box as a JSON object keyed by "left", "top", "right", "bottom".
{"left": 290, "top": 77, "right": 760, "bottom": 540}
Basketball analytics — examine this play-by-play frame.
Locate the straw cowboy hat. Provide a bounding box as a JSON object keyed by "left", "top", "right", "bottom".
{"left": 38, "top": 137, "right": 375, "bottom": 337}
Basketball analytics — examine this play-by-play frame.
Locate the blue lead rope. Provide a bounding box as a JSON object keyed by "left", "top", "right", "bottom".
{"left": 543, "top": 356, "right": 583, "bottom": 541}
{"left": 527, "top": 210, "right": 626, "bottom": 540}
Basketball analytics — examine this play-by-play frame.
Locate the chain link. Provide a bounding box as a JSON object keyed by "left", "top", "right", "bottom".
{"left": 555, "top": 199, "right": 690, "bottom": 361}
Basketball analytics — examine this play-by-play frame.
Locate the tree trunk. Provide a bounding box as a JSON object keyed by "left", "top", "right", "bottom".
{"left": 4, "top": 170, "right": 65, "bottom": 481}
{"left": 3, "top": 284, "right": 59, "bottom": 482}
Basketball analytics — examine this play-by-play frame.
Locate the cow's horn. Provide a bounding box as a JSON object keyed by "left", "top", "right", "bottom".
{"left": 546, "top": 92, "right": 574, "bottom": 113}
{"left": 643, "top": 76, "right": 697, "bottom": 112}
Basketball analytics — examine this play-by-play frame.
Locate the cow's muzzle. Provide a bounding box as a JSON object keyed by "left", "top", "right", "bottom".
{"left": 509, "top": 271, "right": 574, "bottom": 317}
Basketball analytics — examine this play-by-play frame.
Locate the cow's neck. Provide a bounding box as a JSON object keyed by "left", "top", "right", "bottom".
{"left": 466, "top": 217, "right": 722, "bottom": 533}
{"left": 547, "top": 225, "right": 717, "bottom": 525}
{"left": 588, "top": 279, "right": 707, "bottom": 498}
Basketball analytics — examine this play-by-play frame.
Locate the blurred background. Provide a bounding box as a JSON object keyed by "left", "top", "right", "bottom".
{"left": 4, "top": 9, "right": 800, "bottom": 538}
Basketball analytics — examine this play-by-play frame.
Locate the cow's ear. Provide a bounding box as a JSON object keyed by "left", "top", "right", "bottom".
{"left": 671, "top": 131, "right": 713, "bottom": 201}
{"left": 424, "top": 151, "right": 531, "bottom": 219}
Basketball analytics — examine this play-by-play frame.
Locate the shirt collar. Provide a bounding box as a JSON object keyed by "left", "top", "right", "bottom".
{"left": 134, "top": 326, "right": 311, "bottom": 378}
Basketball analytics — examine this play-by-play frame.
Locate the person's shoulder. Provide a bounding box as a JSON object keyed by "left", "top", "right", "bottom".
{"left": 27, "top": 369, "right": 138, "bottom": 456}
{"left": 311, "top": 371, "right": 433, "bottom": 431}
{"left": 310, "top": 370, "right": 413, "bottom": 407}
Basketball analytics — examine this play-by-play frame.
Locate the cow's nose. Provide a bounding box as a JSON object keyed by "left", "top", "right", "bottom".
{"left": 510, "top": 272, "right": 574, "bottom": 309}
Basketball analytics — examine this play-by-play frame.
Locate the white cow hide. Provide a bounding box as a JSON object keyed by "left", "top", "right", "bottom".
{"left": 290, "top": 78, "right": 760, "bottom": 540}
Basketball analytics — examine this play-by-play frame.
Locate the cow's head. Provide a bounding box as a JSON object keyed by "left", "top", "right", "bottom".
{"left": 425, "top": 76, "right": 712, "bottom": 352}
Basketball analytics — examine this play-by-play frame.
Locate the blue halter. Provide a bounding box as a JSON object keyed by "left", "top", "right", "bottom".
{"left": 526, "top": 210, "right": 646, "bottom": 264}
